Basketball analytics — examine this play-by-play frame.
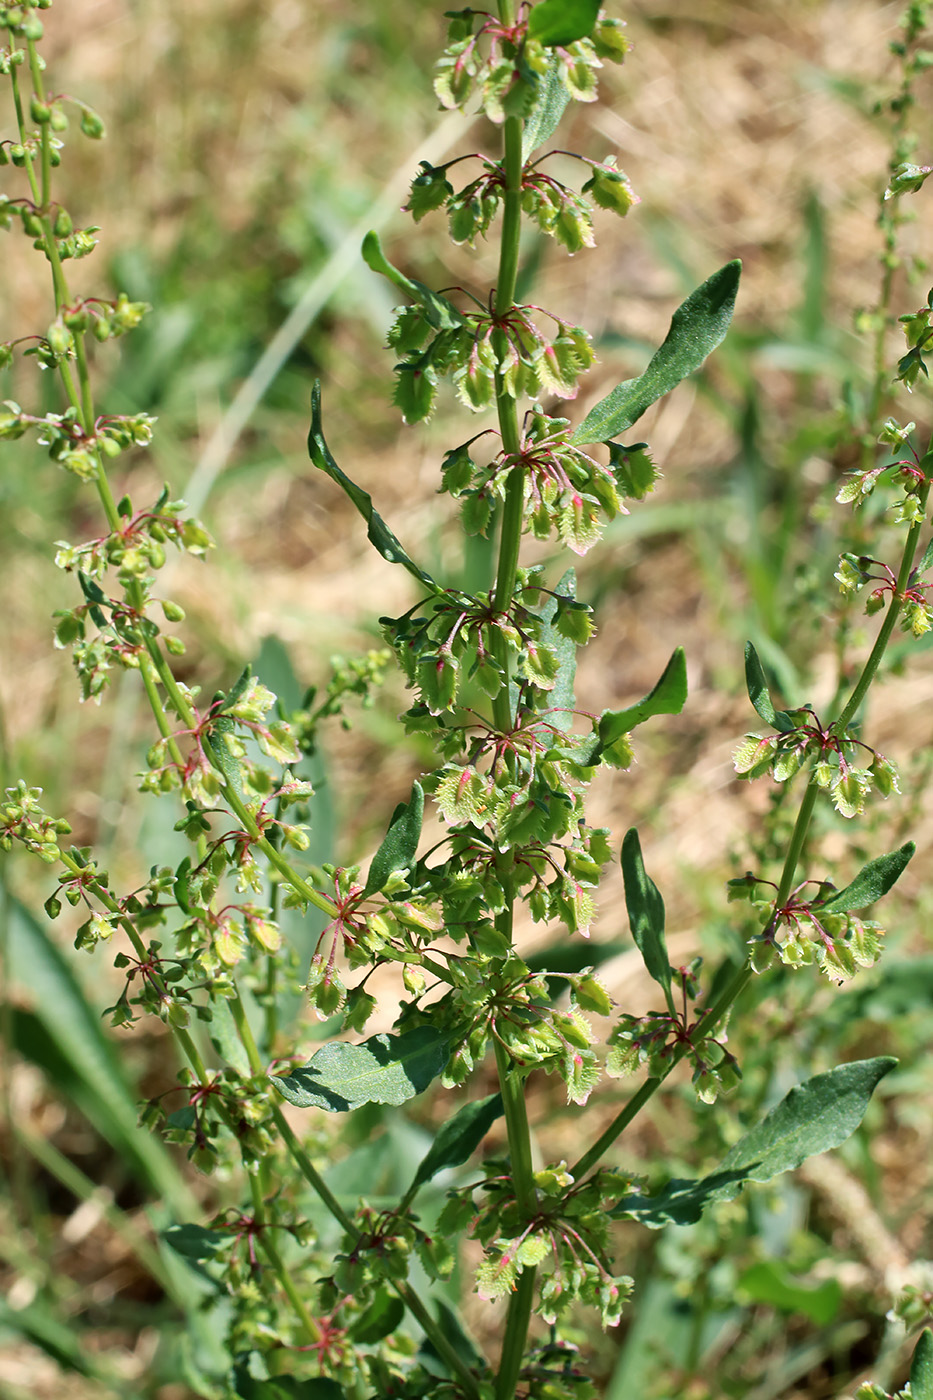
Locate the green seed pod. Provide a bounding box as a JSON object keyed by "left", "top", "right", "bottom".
{"left": 30, "top": 95, "right": 51, "bottom": 123}
{"left": 63, "top": 305, "right": 90, "bottom": 332}
{"left": 21, "top": 209, "right": 42, "bottom": 236}
{"left": 145, "top": 539, "right": 166, "bottom": 570}
{"left": 161, "top": 600, "right": 186, "bottom": 623}
{"left": 46, "top": 319, "right": 72, "bottom": 355}
{"left": 49, "top": 106, "right": 68, "bottom": 132}
{"left": 164, "top": 636, "right": 186, "bottom": 656}
{"left": 53, "top": 206, "right": 73, "bottom": 237}
{"left": 22, "top": 17, "right": 44, "bottom": 41}
{"left": 9, "top": 144, "right": 26, "bottom": 166}
{"left": 79, "top": 107, "right": 105, "bottom": 139}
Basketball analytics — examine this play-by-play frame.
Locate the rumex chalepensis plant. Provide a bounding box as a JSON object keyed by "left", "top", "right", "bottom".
{"left": 2, "top": 1, "right": 933, "bottom": 1396}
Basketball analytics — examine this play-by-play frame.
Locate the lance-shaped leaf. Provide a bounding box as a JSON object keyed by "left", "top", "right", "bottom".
{"left": 522, "top": 54, "right": 571, "bottom": 159}
{"left": 403, "top": 1092, "right": 504, "bottom": 1204}
{"left": 744, "top": 641, "right": 797, "bottom": 733}
{"left": 911, "top": 1329, "right": 933, "bottom": 1400}
{"left": 577, "top": 648, "right": 687, "bottom": 764}
{"left": 621, "top": 828, "right": 672, "bottom": 1000}
{"left": 613, "top": 1056, "right": 895, "bottom": 1227}
{"left": 814, "top": 842, "right": 915, "bottom": 915}
{"left": 272, "top": 1027, "right": 448, "bottom": 1111}
{"left": 570, "top": 261, "right": 741, "bottom": 445}
{"left": 527, "top": 0, "right": 600, "bottom": 50}
{"left": 309, "top": 382, "right": 437, "bottom": 590}
{"left": 362, "top": 781, "right": 424, "bottom": 897}
{"left": 603, "top": 647, "right": 686, "bottom": 748}
{"left": 362, "top": 230, "right": 465, "bottom": 330}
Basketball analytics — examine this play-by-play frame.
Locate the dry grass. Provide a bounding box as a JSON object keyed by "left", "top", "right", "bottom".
{"left": 3, "top": 2, "right": 933, "bottom": 1396}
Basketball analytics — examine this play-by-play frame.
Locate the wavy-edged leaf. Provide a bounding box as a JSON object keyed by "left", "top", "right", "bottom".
{"left": 309, "top": 382, "right": 437, "bottom": 590}
{"left": 272, "top": 1027, "right": 448, "bottom": 1111}
{"left": 621, "top": 829, "right": 671, "bottom": 998}
{"left": 361, "top": 230, "right": 464, "bottom": 330}
{"left": 362, "top": 781, "right": 424, "bottom": 897}
{"left": 744, "top": 641, "right": 796, "bottom": 733}
{"left": 815, "top": 842, "right": 915, "bottom": 914}
{"left": 527, "top": 0, "right": 600, "bottom": 47}
{"left": 614, "top": 1056, "right": 896, "bottom": 1226}
{"left": 571, "top": 261, "right": 741, "bottom": 444}
{"left": 522, "top": 54, "right": 570, "bottom": 158}
{"left": 405, "top": 1092, "right": 504, "bottom": 1200}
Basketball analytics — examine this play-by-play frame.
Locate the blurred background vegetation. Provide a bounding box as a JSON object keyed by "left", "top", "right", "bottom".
{"left": 2, "top": 1, "right": 933, "bottom": 1396}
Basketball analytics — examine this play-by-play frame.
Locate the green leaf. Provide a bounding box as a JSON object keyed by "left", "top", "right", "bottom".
{"left": 234, "top": 1365, "right": 346, "bottom": 1400}
{"left": 571, "top": 261, "right": 741, "bottom": 444}
{"left": 596, "top": 648, "right": 687, "bottom": 752}
{"left": 272, "top": 1027, "right": 448, "bottom": 1111}
{"left": 815, "top": 842, "right": 915, "bottom": 914}
{"left": 308, "top": 382, "right": 437, "bottom": 590}
{"left": 911, "top": 1328, "right": 933, "bottom": 1400}
{"left": 620, "top": 829, "right": 671, "bottom": 996}
{"left": 522, "top": 54, "right": 571, "bottom": 159}
{"left": 615, "top": 1056, "right": 896, "bottom": 1226}
{"left": 362, "top": 781, "right": 424, "bottom": 898}
{"left": 163, "top": 1223, "right": 228, "bottom": 1261}
{"left": 737, "top": 1260, "right": 841, "bottom": 1326}
{"left": 406, "top": 1092, "right": 504, "bottom": 1198}
{"left": 744, "top": 641, "right": 796, "bottom": 733}
{"left": 421, "top": 1299, "right": 486, "bottom": 1374}
{"left": 210, "top": 714, "right": 246, "bottom": 800}
{"left": 527, "top": 0, "right": 600, "bottom": 47}
{"left": 348, "top": 1288, "right": 405, "bottom": 1345}
{"left": 361, "top": 230, "right": 465, "bottom": 330}
{"left": 208, "top": 995, "right": 252, "bottom": 1075}
{"left": 532, "top": 568, "right": 578, "bottom": 731}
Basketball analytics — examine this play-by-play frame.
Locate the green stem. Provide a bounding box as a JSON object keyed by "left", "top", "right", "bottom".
{"left": 570, "top": 480, "right": 932, "bottom": 1179}
{"left": 257, "top": 1228, "right": 322, "bottom": 1343}
{"left": 495, "top": 1270, "right": 537, "bottom": 1400}
{"left": 271, "top": 1105, "right": 356, "bottom": 1234}
{"left": 833, "top": 477, "right": 930, "bottom": 733}
{"left": 490, "top": 117, "right": 526, "bottom": 734}
{"left": 493, "top": 1033, "right": 538, "bottom": 1393}
{"left": 393, "top": 1280, "right": 483, "bottom": 1400}
{"left": 271, "top": 1105, "right": 480, "bottom": 1393}
{"left": 494, "top": 1040, "right": 536, "bottom": 1213}
{"left": 230, "top": 988, "right": 265, "bottom": 1075}
{"left": 773, "top": 778, "right": 820, "bottom": 907}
